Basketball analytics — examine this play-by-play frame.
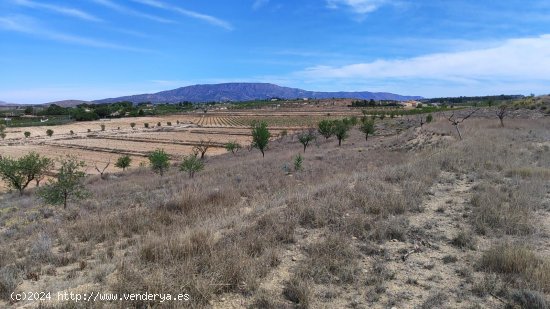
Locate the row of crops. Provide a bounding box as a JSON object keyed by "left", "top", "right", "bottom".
{"left": 192, "top": 116, "right": 342, "bottom": 128}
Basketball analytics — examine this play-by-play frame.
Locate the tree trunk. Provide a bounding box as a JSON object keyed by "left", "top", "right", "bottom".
{"left": 499, "top": 117, "right": 504, "bottom": 127}
{"left": 365, "top": 133, "right": 368, "bottom": 141}
{"left": 261, "top": 150, "right": 265, "bottom": 157}
{"left": 338, "top": 139, "right": 342, "bottom": 146}
{"left": 454, "top": 125, "right": 462, "bottom": 140}
{"left": 303, "top": 144, "right": 307, "bottom": 153}
{"left": 63, "top": 192, "right": 68, "bottom": 209}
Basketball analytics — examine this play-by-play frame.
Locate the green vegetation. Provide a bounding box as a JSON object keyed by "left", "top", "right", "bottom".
{"left": 359, "top": 118, "right": 375, "bottom": 141}
{"left": 298, "top": 131, "right": 316, "bottom": 152}
{"left": 332, "top": 119, "right": 351, "bottom": 146}
{"left": 179, "top": 155, "right": 204, "bottom": 178}
{"left": 251, "top": 121, "right": 271, "bottom": 157}
{"left": 294, "top": 154, "right": 303, "bottom": 171}
{"left": 115, "top": 155, "right": 132, "bottom": 171}
{"left": 46, "top": 129, "right": 54, "bottom": 137}
{"left": 318, "top": 120, "right": 334, "bottom": 140}
{"left": 0, "top": 152, "right": 53, "bottom": 195}
{"left": 224, "top": 141, "right": 242, "bottom": 155}
{"left": 148, "top": 149, "right": 170, "bottom": 176}
{"left": 24, "top": 131, "right": 30, "bottom": 138}
{"left": 38, "top": 156, "right": 88, "bottom": 209}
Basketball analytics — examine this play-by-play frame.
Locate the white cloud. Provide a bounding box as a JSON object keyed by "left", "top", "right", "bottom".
{"left": 13, "top": 0, "right": 102, "bottom": 22}
{"left": 326, "top": 0, "right": 389, "bottom": 15}
{"left": 0, "top": 15, "right": 148, "bottom": 52}
{"left": 132, "top": 0, "right": 233, "bottom": 30}
{"left": 298, "top": 35, "right": 550, "bottom": 80}
{"left": 292, "top": 34, "right": 550, "bottom": 96}
{"left": 253, "top": 0, "right": 269, "bottom": 10}
{"left": 92, "top": 0, "right": 175, "bottom": 24}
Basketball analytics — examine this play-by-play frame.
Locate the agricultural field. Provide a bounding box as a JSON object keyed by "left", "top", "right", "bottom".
{"left": 0, "top": 109, "right": 360, "bottom": 187}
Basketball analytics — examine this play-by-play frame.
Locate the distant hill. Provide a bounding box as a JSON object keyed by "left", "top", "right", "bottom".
{"left": 94, "top": 83, "right": 423, "bottom": 104}
{"left": 44, "top": 100, "right": 91, "bottom": 108}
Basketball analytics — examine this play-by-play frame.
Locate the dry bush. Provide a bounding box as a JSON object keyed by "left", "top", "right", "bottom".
{"left": 470, "top": 183, "right": 534, "bottom": 235}
{"left": 352, "top": 180, "right": 407, "bottom": 216}
{"left": 480, "top": 244, "right": 540, "bottom": 275}
{"left": 297, "top": 234, "right": 360, "bottom": 284}
{"left": 451, "top": 229, "right": 476, "bottom": 250}
{"left": 369, "top": 216, "right": 408, "bottom": 242}
{"left": 480, "top": 243, "right": 550, "bottom": 293}
{"left": 139, "top": 229, "right": 215, "bottom": 264}
{"left": 283, "top": 276, "right": 311, "bottom": 309}
{"left": 0, "top": 265, "right": 20, "bottom": 300}
{"left": 420, "top": 292, "right": 448, "bottom": 309}
{"left": 509, "top": 289, "right": 549, "bottom": 309}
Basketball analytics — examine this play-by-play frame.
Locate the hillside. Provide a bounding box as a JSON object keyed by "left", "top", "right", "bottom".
{"left": 0, "top": 109, "right": 548, "bottom": 308}
{"left": 94, "top": 83, "right": 423, "bottom": 104}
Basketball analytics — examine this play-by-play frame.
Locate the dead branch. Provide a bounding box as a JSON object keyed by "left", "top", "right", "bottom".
{"left": 446, "top": 109, "right": 479, "bottom": 140}
{"left": 95, "top": 158, "right": 111, "bottom": 179}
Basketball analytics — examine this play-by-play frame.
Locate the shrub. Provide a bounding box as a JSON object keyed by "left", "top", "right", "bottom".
{"left": 24, "top": 131, "right": 31, "bottom": 138}
{"left": 46, "top": 129, "right": 54, "bottom": 137}
{"left": 148, "top": 149, "right": 170, "bottom": 176}
{"left": 100, "top": 124, "right": 105, "bottom": 131}
{"left": 157, "top": 122, "right": 161, "bottom": 127}
{"left": 0, "top": 265, "right": 20, "bottom": 300}
{"left": 294, "top": 154, "right": 303, "bottom": 171}
{"left": 130, "top": 122, "right": 136, "bottom": 129}
{"left": 224, "top": 141, "right": 241, "bottom": 155}
{"left": 144, "top": 123, "right": 149, "bottom": 128}
{"left": 38, "top": 156, "right": 88, "bottom": 209}
{"left": 510, "top": 289, "right": 548, "bottom": 309}
{"left": 283, "top": 277, "right": 311, "bottom": 308}
{"left": 332, "top": 119, "right": 351, "bottom": 146}
{"left": 251, "top": 121, "right": 270, "bottom": 157}
{"left": 317, "top": 119, "right": 334, "bottom": 140}
{"left": 359, "top": 118, "right": 375, "bottom": 141}
{"left": 426, "top": 114, "right": 433, "bottom": 123}
{"left": 298, "top": 130, "right": 316, "bottom": 152}
{"left": 115, "top": 155, "right": 132, "bottom": 171}
{"left": 69, "top": 130, "right": 74, "bottom": 135}
{"left": 179, "top": 155, "right": 204, "bottom": 178}
{"left": 0, "top": 152, "right": 53, "bottom": 195}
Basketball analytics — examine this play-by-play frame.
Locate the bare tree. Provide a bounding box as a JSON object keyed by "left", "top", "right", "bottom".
{"left": 94, "top": 159, "right": 110, "bottom": 180}
{"left": 496, "top": 105, "right": 509, "bottom": 127}
{"left": 193, "top": 140, "right": 212, "bottom": 159}
{"left": 446, "top": 109, "right": 478, "bottom": 140}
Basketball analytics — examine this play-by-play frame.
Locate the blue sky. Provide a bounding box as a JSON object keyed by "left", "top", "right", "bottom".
{"left": 1, "top": 0, "right": 550, "bottom": 103}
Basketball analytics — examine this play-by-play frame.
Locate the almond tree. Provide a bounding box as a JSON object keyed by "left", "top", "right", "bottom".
{"left": 447, "top": 109, "right": 478, "bottom": 140}
{"left": 39, "top": 156, "right": 88, "bottom": 209}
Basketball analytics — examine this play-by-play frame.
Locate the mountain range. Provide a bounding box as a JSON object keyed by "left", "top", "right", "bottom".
{"left": 94, "top": 83, "right": 422, "bottom": 104}
{"left": 0, "top": 83, "right": 423, "bottom": 106}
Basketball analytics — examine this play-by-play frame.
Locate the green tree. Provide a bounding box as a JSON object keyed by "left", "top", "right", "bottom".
{"left": 148, "top": 149, "right": 170, "bottom": 176}
{"left": 359, "top": 118, "right": 375, "bottom": 141}
{"left": 46, "top": 129, "right": 54, "bottom": 137}
{"left": 0, "top": 125, "right": 6, "bottom": 140}
{"left": 332, "top": 119, "right": 351, "bottom": 146}
{"left": 426, "top": 114, "right": 433, "bottom": 124}
{"left": 115, "top": 155, "right": 132, "bottom": 171}
{"left": 251, "top": 121, "right": 271, "bottom": 157}
{"left": 38, "top": 156, "right": 88, "bottom": 209}
{"left": 298, "top": 130, "right": 316, "bottom": 153}
{"left": 317, "top": 119, "right": 334, "bottom": 140}
{"left": 0, "top": 152, "right": 53, "bottom": 195}
{"left": 24, "top": 131, "right": 31, "bottom": 138}
{"left": 224, "top": 141, "right": 242, "bottom": 155}
{"left": 179, "top": 154, "right": 204, "bottom": 178}
{"left": 130, "top": 122, "right": 136, "bottom": 129}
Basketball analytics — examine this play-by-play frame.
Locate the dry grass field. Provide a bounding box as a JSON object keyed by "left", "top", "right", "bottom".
{"left": 0, "top": 107, "right": 549, "bottom": 308}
